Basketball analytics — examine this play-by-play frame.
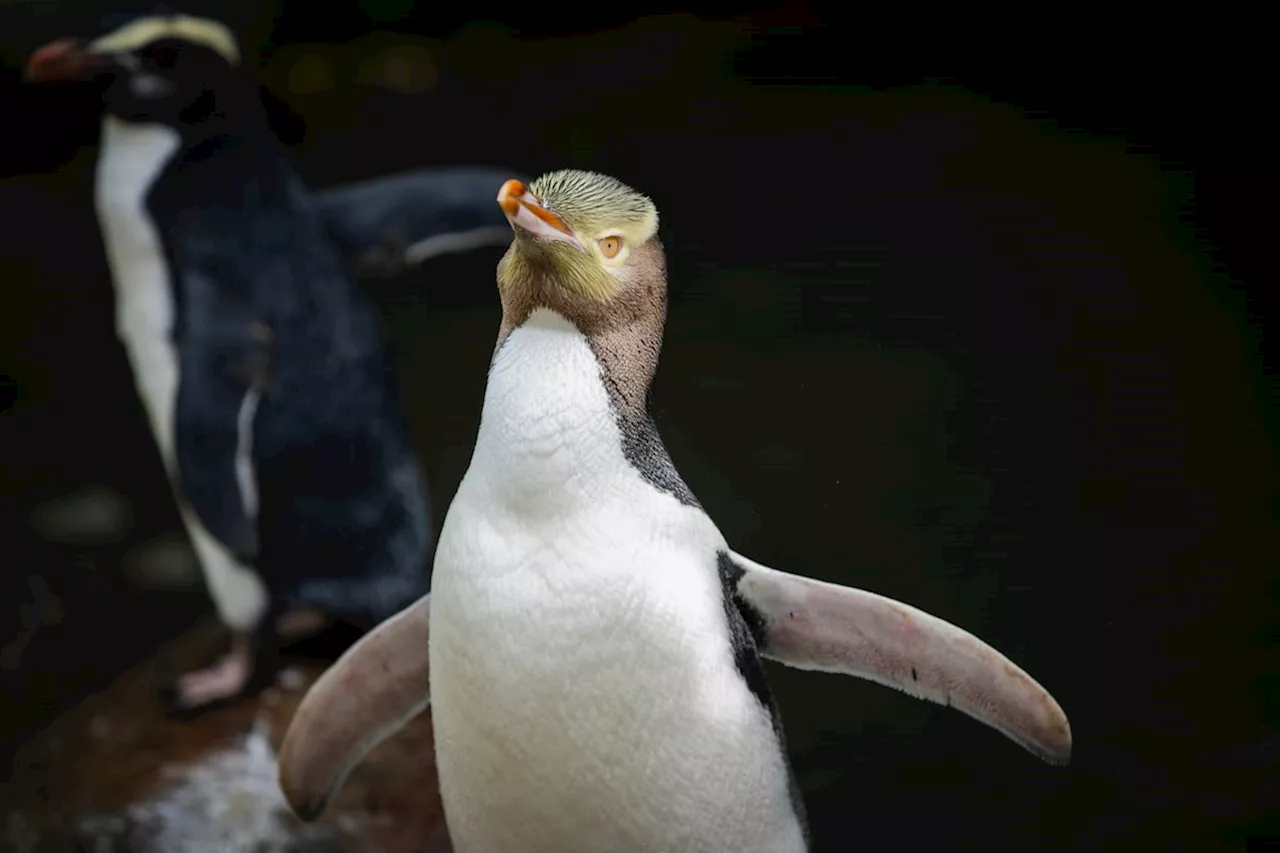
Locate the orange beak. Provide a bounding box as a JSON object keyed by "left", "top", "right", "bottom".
{"left": 24, "top": 38, "right": 112, "bottom": 83}
{"left": 497, "top": 179, "right": 587, "bottom": 252}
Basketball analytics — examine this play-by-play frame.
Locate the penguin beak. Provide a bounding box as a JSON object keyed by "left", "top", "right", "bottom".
{"left": 24, "top": 37, "right": 115, "bottom": 83}
{"left": 497, "top": 179, "right": 588, "bottom": 253}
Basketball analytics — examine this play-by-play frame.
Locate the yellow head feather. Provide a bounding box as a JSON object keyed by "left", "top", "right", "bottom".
{"left": 89, "top": 14, "right": 240, "bottom": 65}
{"left": 529, "top": 170, "right": 658, "bottom": 241}
{"left": 504, "top": 170, "right": 659, "bottom": 300}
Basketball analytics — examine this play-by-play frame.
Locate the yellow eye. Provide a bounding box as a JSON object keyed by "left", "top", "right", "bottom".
{"left": 598, "top": 235, "right": 623, "bottom": 259}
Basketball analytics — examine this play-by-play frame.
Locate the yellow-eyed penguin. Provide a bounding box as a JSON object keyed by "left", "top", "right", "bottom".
{"left": 277, "top": 170, "right": 1072, "bottom": 851}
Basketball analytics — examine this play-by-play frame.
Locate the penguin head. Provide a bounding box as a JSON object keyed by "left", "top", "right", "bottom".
{"left": 24, "top": 9, "right": 257, "bottom": 135}
{"left": 495, "top": 170, "right": 669, "bottom": 404}
{"left": 497, "top": 170, "right": 664, "bottom": 304}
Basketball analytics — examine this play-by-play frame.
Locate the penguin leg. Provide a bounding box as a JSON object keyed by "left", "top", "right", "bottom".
{"left": 173, "top": 632, "right": 255, "bottom": 707}
{"left": 159, "top": 601, "right": 283, "bottom": 719}
{"left": 724, "top": 550, "right": 1073, "bottom": 766}
{"left": 159, "top": 605, "right": 341, "bottom": 717}
{"left": 147, "top": 493, "right": 279, "bottom": 716}
{"left": 277, "top": 594, "right": 431, "bottom": 821}
{"left": 160, "top": 331, "right": 288, "bottom": 715}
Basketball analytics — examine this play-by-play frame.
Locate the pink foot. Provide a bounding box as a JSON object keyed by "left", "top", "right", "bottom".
{"left": 171, "top": 633, "right": 252, "bottom": 710}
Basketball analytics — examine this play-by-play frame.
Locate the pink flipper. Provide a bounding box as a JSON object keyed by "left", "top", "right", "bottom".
{"left": 277, "top": 594, "right": 432, "bottom": 820}
{"left": 730, "top": 552, "right": 1072, "bottom": 765}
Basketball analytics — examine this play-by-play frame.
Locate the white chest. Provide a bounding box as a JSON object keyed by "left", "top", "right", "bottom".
{"left": 94, "top": 115, "right": 182, "bottom": 463}
{"left": 427, "top": 309, "right": 805, "bottom": 853}
{"left": 92, "top": 117, "right": 268, "bottom": 631}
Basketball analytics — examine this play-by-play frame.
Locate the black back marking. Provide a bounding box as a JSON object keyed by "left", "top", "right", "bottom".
{"left": 614, "top": 407, "right": 701, "bottom": 509}
{"left": 717, "top": 551, "right": 811, "bottom": 845}
{"left": 586, "top": 338, "right": 700, "bottom": 509}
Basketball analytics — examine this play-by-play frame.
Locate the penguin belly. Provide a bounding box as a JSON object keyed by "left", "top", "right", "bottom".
{"left": 428, "top": 311, "right": 807, "bottom": 853}
{"left": 94, "top": 115, "right": 268, "bottom": 631}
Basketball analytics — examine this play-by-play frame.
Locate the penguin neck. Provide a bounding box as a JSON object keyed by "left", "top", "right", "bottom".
{"left": 93, "top": 111, "right": 310, "bottom": 303}
{"left": 95, "top": 115, "right": 180, "bottom": 222}
{"left": 476, "top": 307, "right": 653, "bottom": 512}
{"left": 97, "top": 106, "right": 299, "bottom": 222}
{"left": 94, "top": 115, "right": 181, "bottom": 326}
{"left": 495, "top": 238, "right": 670, "bottom": 423}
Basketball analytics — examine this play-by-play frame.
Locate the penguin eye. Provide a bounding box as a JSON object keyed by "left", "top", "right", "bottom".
{"left": 140, "top": 44, "right": 179, "bottom": 70}
{"left": 598, "top": 236, "right": 624, "bottom": 259}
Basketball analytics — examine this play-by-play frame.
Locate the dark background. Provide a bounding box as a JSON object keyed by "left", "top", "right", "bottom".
{"left": 0, "top": 1, "right": 1274, "bottom": 850}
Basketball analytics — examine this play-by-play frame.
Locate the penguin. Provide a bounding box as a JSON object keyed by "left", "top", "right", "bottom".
{"left": 23, "top": 16, "right": 522, "bottom": 281}
{"left": 21, "top": 12, "right": 447, "bottom": 716}
{"left": 276, "top": 170, "right": 1072, "bottom": 852}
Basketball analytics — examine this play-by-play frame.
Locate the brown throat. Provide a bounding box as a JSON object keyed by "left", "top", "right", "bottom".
{"left": 494, "top": 237, "right": 669, "bottom": 419}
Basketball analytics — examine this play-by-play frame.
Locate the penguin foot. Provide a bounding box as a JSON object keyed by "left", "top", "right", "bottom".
{"left": 173, "top": 643, "right": 251, "bottom": 706}
{"left": 159, "top": 630, "right": 277, "bottom": 719}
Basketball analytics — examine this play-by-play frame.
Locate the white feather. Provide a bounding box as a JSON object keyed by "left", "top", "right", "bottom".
{"left": 234, "top": 386, "right": 262, "bottom": 520}
{"left": 427, "top": 308, "right": 806, "bottom": 853}
{"left": 95, "top": 115, "right": 267, "bottom": 631}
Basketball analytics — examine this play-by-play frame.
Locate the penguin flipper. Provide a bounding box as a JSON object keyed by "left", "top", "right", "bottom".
{"left": 725, "top": 551, "right": 1072, "bottom": 766}
{"left": 312, "top": 166, "right": 522, "bottom": 279}
{"left": 278, "top": 593, "right": 431, "bottom": 822}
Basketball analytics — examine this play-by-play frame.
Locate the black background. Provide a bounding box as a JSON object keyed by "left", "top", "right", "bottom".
{"left": 0, "top": 2, "right": 1274, "bottom": 850}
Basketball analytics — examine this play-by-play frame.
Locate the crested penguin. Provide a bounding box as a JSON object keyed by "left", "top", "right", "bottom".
{"left": 276, "top": 171, "right": 1072, "bottom": 851}
{"left": 22, "top": 12, "right": 441, "bottom": 716}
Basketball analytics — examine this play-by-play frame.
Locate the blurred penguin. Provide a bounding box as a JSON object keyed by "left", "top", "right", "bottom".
{"left": 22, "top": 8, "right": 493, "bottom": 715}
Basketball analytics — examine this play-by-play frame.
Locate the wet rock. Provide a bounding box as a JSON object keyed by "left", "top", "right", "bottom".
{"left": 5, "top": 621, "right": 448, "bottom": 852}
{"left": 28, "top": 485, "right": 134, "bottom": 545}
{"left": 277, "top": 668, "right": 306, "bottom": 691}
{"left": 120, "top": 532, "right": 203, "bottom": 591}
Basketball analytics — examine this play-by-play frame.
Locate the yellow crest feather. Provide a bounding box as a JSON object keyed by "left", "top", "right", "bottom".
{"left": 501, "top": 170, "right": 662, "bottom": 302}
{"left": 90, "top": 15, "right": 240, "bottom": 65}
